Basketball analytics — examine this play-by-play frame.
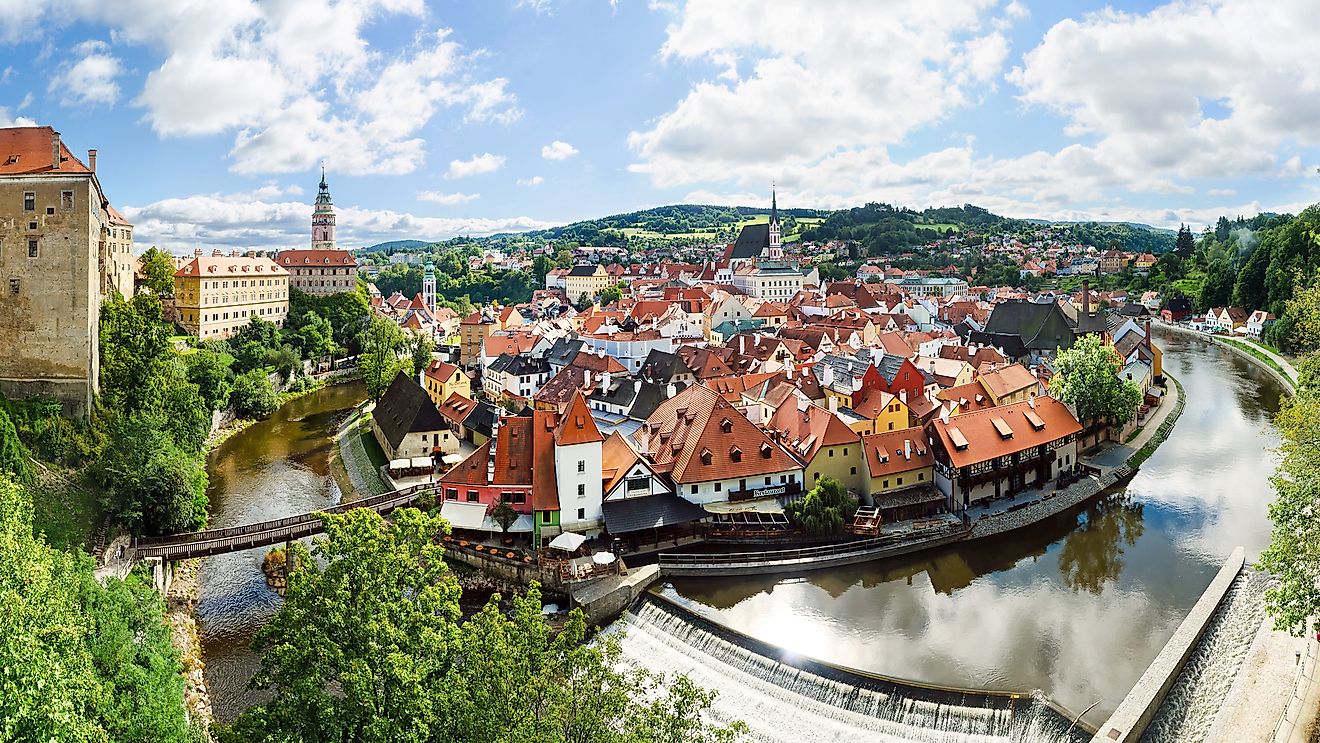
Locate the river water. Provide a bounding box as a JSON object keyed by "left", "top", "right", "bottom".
{"left": 196, "top": 382, "right": 366, "bottom": 724}
{"left": 659, "top": 330, "right": 1285, "bottom": 730}
{"left": 198, "top": 333, "right": 1285, "bottom": 732}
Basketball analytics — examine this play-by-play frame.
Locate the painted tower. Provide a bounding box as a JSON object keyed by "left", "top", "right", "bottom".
{"left": 312, "top": 166, "right": 336, "bottom": 250}
{"left": 766, "top": 185, "right": 783, "bottom": 261}
{"left": 423, "top": 261, "right": 437, "bottom": 313}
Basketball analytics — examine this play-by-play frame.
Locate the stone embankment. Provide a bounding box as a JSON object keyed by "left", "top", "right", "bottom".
{"left": 165, "top": 559, "right": 215, "bottom": 740}
{"left": 1158, "top": 322, "right": 1297, "bottom": 393}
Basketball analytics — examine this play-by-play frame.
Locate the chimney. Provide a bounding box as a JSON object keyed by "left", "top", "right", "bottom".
{"left": 87, "top": 149, "right": 97, "bottom": 172}
{"left": 633, "top": 379, "right": 641, "bottom": 394}
{"left": 1145, "top": 319, "right": 1153, "bottom": 351}
{"left": 797, "top": 395, "right": 809, "bottom": 413}
{"left": 666, "top": 382, "right": 676, "bottom": 398}
{"left": 899, "top": 389, "right": 907, "bottom": 404}
{"left": 1082, "top": 279, "right": 1090, "bottom": 318}
{"left": 583, "top": 369, "right": 591, "bottom": 388}
{"left": 51, "top": 131, "right": 61, "bottom": 169}
{"left": 828, "top": 396, "right": 838, "bottom": 413}
{"left": 599, "top": 371, "right": 611, "bottom": 393}
{"left": 194, "top": 248, "right": 203, "bottom": 257}
{"left": 904, "top": 439, "right": 912, "bottom": 460}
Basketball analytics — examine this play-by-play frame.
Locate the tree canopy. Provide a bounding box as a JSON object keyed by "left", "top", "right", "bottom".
{"left": 359, "top": 316, "right": 410, "bottom": 402}
{"left": 784, "top": 476, "right": 857, "bottom": 537}
{"left": 1049, "top": 334, "right": 1143, "bottom": 425}
{"left": 138, "top": 246, "right": 177, "bottom": 296}
{"left": 225, "top": 508, "right": 744, "bottom": 743}
{"left": 0, "top": 473, "right": 191, "bottom": 742}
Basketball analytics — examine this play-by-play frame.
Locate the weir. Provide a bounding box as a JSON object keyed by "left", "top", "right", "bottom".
{"left": 609, "top": 593, "right": 1091, "bottom": 742}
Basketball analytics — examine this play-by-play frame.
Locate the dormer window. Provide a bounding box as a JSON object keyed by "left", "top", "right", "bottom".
{"left": 700, "top": 448, "right": 712, "bottom": 465}
{"left": 720, "top": 418, "right": 733, "bottom": 434}
{"left": 729, "top": 446, "right": 742, "bottom": 462}
{"left": 760, "top": 442, "right": 773, "bottom": 459}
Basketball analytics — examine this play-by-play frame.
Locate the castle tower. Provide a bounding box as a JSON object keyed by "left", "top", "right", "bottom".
{"left": 766, "top": 184, "right": 783, "bottom": 261}
{"left": 423, "top": 261, "right": 437, "bottom": 313}
{"left": 312, "top": 165, "right": 336, "bottom": 250}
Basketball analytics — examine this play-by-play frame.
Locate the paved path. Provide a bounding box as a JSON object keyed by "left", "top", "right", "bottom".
{"left": 1238, "top": 338, "right": 1301, "bottom": 384}
{"left": 1086, "top": 375, "right": 1182, "bottom": 472}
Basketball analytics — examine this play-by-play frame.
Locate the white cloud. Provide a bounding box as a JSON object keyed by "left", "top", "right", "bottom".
{"left": 445, "top": 152, "right": 506, "bottom": 179}
{"left": 121, "top": 189, "right": 553, "bottom": 254}
{"left": 628, "top": 0, "right": 1015, "bottom": 188}
{"left": 517, "top": 176, "right": 545, "bottom": 187}
{"left": 1, "top": 1, "right": 518, "bottom": 175}
{"left": 417, "top": 190, "right": 480, "bottom": 205}
{"left": 541, "top": 140, "right": 579, "bottom": 160}
{"left": 1008, "top": 0, "right": 1320, "bottom": 182}
{"left": 1207, "top": 188, "right": 1237, "bottom": 197}
{"left": 0, "top": 106, "right": 36, "bottom": 127}
{"left": 48, "top": 39, "right": 121, "bottom": 107}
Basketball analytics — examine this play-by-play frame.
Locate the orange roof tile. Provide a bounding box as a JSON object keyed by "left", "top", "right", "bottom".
{"left": 929, "top": 397, "right": 1081, "bottom": 469}
{"left": 978, "top": 364, "right": 1040, "bottom": 400}
{"left": 0, "top": 127, "right": 92, "bottom": 175}
{"left": 636, "top": 385, "right": 798, "bottom": 484}
{"left": 276, "top": 249, "right": 357, "bottom": 267}
{"left": 861, "top": 427, "right": 934, "bottom": 479}
{"left": 766, "top": 401, "right": 859, "bottom": 462}
{"left": 555, "top": 391, "right": 603, "bottom": 445}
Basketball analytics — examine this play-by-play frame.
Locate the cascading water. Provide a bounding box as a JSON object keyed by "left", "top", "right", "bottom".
{"left": 609, "top": 596, "right": 1088, "bottom": 742}
{"left": 1138, "top": 570, "right": 1272, "bottom": 743}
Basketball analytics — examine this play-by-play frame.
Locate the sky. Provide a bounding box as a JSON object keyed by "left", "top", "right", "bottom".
{"left": 1, "top": 0, "right": 1317, "bottom": 253}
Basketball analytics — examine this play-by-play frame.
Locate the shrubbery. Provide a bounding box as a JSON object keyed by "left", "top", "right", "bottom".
{"left": 785, "top": 476, "right": 858, "bottom": 537}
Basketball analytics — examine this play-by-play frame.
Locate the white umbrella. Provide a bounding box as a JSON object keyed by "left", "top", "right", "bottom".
{"left": 548, "top": 531, "right": 586, "bottom": 552}
{"left": 592, "top": 551, "right": 616, "bottom": 565}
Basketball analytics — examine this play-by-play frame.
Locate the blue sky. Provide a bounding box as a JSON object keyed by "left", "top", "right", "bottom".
{"left": 1, "top": 0, "right": 1317, "bottom": 252}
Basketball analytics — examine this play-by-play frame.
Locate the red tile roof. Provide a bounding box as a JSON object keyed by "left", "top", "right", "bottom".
{"left": 978, "top": 364, "right": 1039, "bottom": 400}
{"left": 0, "top": 127, "right": 91, "bottom": 175}
{"left": 531, "top": 411, "right": 560, "bottom": 510}
{"left": 555, "top": 391, "right": 603, "bottom": 445}
{"left": 174, "top": 255, "right": 288, "bottom": 278}
{"left": 766, "top": 401, "right": 859, "bottom": 462}
{"left": 276, "top": 249, "right": 357, "bottom": 267}
{"left": 929, "top": 397, "right": 1081, "bottom": 469}
{"left": 635, "top": 384, "right": 799, "bottom": 484}
{"left": 861, "top": 427, "right": 934, "bottom": 479}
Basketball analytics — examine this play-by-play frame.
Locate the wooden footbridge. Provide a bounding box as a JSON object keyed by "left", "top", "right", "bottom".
{"left": 133, "top": 482, "right": 441, "bottom": 562}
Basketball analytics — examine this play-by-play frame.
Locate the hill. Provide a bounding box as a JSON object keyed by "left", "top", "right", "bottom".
{"left": 360, "top": 239, "right": 433, "bottom": 253}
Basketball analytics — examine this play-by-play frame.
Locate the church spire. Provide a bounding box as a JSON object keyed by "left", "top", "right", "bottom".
{"left": 770, "top": 182, "right": 778, "bottom": 226}
{"left": 319, "top": 163, "right": 328, "bottom": 192}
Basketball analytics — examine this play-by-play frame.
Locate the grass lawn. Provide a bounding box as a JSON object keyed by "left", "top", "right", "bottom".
{"left": 30, "top": 471, "right": 103, "bottom": 551}
{"left": 916, "top": 223, "right": 960, "bottom": 231}
{"left": 359, "top": 427, "right": 389, "bottom": 469}
{"left": 1220, "top": 337, "right": 1294, "bottom": 382}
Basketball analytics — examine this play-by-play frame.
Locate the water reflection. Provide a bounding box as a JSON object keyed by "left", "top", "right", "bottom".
{"left": 665, "top": 330, "right": 1283, "bottom": 728}
{"left": 198, "top": 382, "right": 366, "bottom": 724}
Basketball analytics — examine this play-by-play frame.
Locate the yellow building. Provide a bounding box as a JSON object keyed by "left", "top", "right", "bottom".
{"left": 768, "top": 401, "right": 864, "bottom": 492}
{"left": 563, "top": 264, "right": 610, "bottom": 302}
{"left": 845, "top": 388, "right": 911, "bottom": 435}
{"left": 422, "top": 359, "right": 471, "bottom": 407}
{"left": 457, "top": 305, "right": 523, "bottom": 369}
{"left": 174, "top": 251, "right": 289, "bottom": 339}
{"left": 861, "top": 428, "right": 934, "bottom": 496}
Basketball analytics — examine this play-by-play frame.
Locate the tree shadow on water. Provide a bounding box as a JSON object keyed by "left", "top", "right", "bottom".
{"left": 1057, "top": 494, "right": 1146, "bottom": 594}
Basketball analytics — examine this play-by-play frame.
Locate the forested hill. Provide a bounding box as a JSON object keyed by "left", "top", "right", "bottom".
{"left": 428, "top": 201, "right": 1177, "bottom": 255}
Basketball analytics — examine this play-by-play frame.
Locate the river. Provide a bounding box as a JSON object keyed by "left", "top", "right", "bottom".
{"left": 197, "top": 382, "right": 366, "bottom": 725}
{"left": 198, "top": 333, "right": 1285, "bottom": 731}
{"left": 658, "top": 330, "right": 1286, "bottom": 730}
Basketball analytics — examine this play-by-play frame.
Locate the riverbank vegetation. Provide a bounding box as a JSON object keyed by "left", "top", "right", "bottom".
{"left": 221, "top": 507, "right": 746, "bottom": 743}
{"left": 1261, "top": 353, "right": 1320, "bottom": 635}
{"left": 0, "top": 472, "right": 196, "bottom": 742}
{"left": 784, "top": 477, "right": 857, "bottom": 537}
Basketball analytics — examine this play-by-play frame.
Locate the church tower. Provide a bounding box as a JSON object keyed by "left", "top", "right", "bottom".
{"left": 766, "top": 185, "right": 783, "bottom": 261}
{"left": 423, "top": 261, "right": 437, "bottom": 313}
{"left": 312, "top": 166, "right": 336, "bottom": 250}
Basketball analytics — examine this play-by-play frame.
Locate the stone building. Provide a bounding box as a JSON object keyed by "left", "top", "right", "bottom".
{"left": 173, "top": 250, "right": 289, "bottom": 339}
{"left": 0, "top": 126, "right": 127, "bottom": 414}
{"left": 273, "top": 170, "right": 357, "bottom": 295}
{"left": 105, "top": 204, "right": 134, "bottom": 298}
{"left": 563, "top": 264, "right": 610, "bottom": 303}
{"left": 276, "top": 249, "right": 357, "bottom": 295}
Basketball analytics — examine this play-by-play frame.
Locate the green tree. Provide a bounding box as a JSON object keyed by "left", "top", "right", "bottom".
{"left": 231, "top": 369, "right": 280, "bottom": 419}
{"left": 1174, "top": 224, "right": 1196, "bottom": 259}
{"left": 1049, "top": 335, "right": 1143, "bottom": 425}
{"left": 99, "top": 293, "right": 173, "bottom": 416}
{"left": 0, "top": 473, "right": 191, "bottom": 742}
{"left": 359, "top": 316, "right": 409, "bottom": 402}
{"left": 225, "top": 508, "right": 744, "bottom": 743}
{"left": 1260, "top": 353, "right": 1320, "bottom": 635}
{"left": 0, "top": 408, "right": 32, "bottom": 482}
{"left": 187, "top": 348, "right": 235, "bottom": 411}
{"left": 600, "top": 284, "right": 623, "bottom": 305}
{"left": 490, "top": 501, "right": 519, "bottom": 536}
{"left": 292, "top": 310, "right": 337, "bottom": 360}
{"left": 95, "top": 414, "right": 209, "bottom": 535}
{"left": 410, "top": 334, "right": 436, "bottom": 375}
{"left": 139, "top": 246, "right": 177, "bottom": 295}
{"left": 784, "top": 476, "right": 857, "bottom": 537}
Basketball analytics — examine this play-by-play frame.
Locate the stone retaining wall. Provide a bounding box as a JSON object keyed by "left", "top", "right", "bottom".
{"left": 1158, "top": 322, "right": 1295, "bottom": 394}
{"left": 1089, "top": 547, "right": 1247, "bottom": 743}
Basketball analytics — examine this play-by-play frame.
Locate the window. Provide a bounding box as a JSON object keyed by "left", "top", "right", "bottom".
{"left": 814, "top": 472, "right": 820, "bottom": 481}
{"left": 764, "top": 476, "right": 771, "bottom": 485}
{"left": 883, "top": 479, "right": 889, "bottom": 488}
{"left": 714, "top": 482, "right": 721, "bottom": 492}
{"left": 691, "top": 484, "right": 698, "bottom": 495}
{"left": 8, "top": 278, "right": 18, "bottom": 294}
{"left": 577, "top": 460, "right": 585, "bottom": 473}
{"left": 918, "top": 472, "right": 925, "bottom": 481}
{"left": 542, "top": 511, "right": 551, "bottom": 524}
{"left": 730, "top": 447, "right": 741, "bottom": 463}
{"left": 44, "top": 207, "right": 53, "bottom": 215}
{"left": 897, "top": 476, "right": 903, "bottom": 485}
{"left": 851, "top": 466, "right": 857, "bottom": 475}
{"left": 61, "top": 191, "right": 73, "bottom": 210}
{"left": 445, "top": 488, "right": 458, "bottom": 501}
{"left": 27, "top": 239, "right": 37, "bottom": 258}
{"left": 23, "top": 192, "right": 33, "bottom": 211}
{"left": 843, "top": 447, "right": 849, "bottom": 456}
{"left": 576, "top": 508, "right": 585, "bottom": 520}
{"left": 577, "top": 483, "right": 585, "bottom": 496}
{"left": 829, "top": 449, "right": 834, "bottom": 457}
{"left": 466, "top": 490, "right": 479, "bottom": 503}
{"left": 28, "top": 221, "right": 36, "bottom": 230}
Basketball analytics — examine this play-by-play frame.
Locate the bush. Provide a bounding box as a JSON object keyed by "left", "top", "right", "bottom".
{"left": 785, "top": 476, "right": 857, "bottom": 537}
{"left": 95, "top": 414, "right": 209, "bottom": 536}
{"left": 231, "top": 370, "right": 279, "bottom": 419}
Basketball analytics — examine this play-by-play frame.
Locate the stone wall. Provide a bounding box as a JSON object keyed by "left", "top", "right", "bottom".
{"left": 0, "top": 174, "right": 102, "bottom": 416}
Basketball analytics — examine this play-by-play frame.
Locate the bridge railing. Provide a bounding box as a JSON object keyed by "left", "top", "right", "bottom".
{"left": 135, "top": 482, "right": 443, "bottom": 548}
{"left": 659, "top": 522, "right": 966, "bottom": 566}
